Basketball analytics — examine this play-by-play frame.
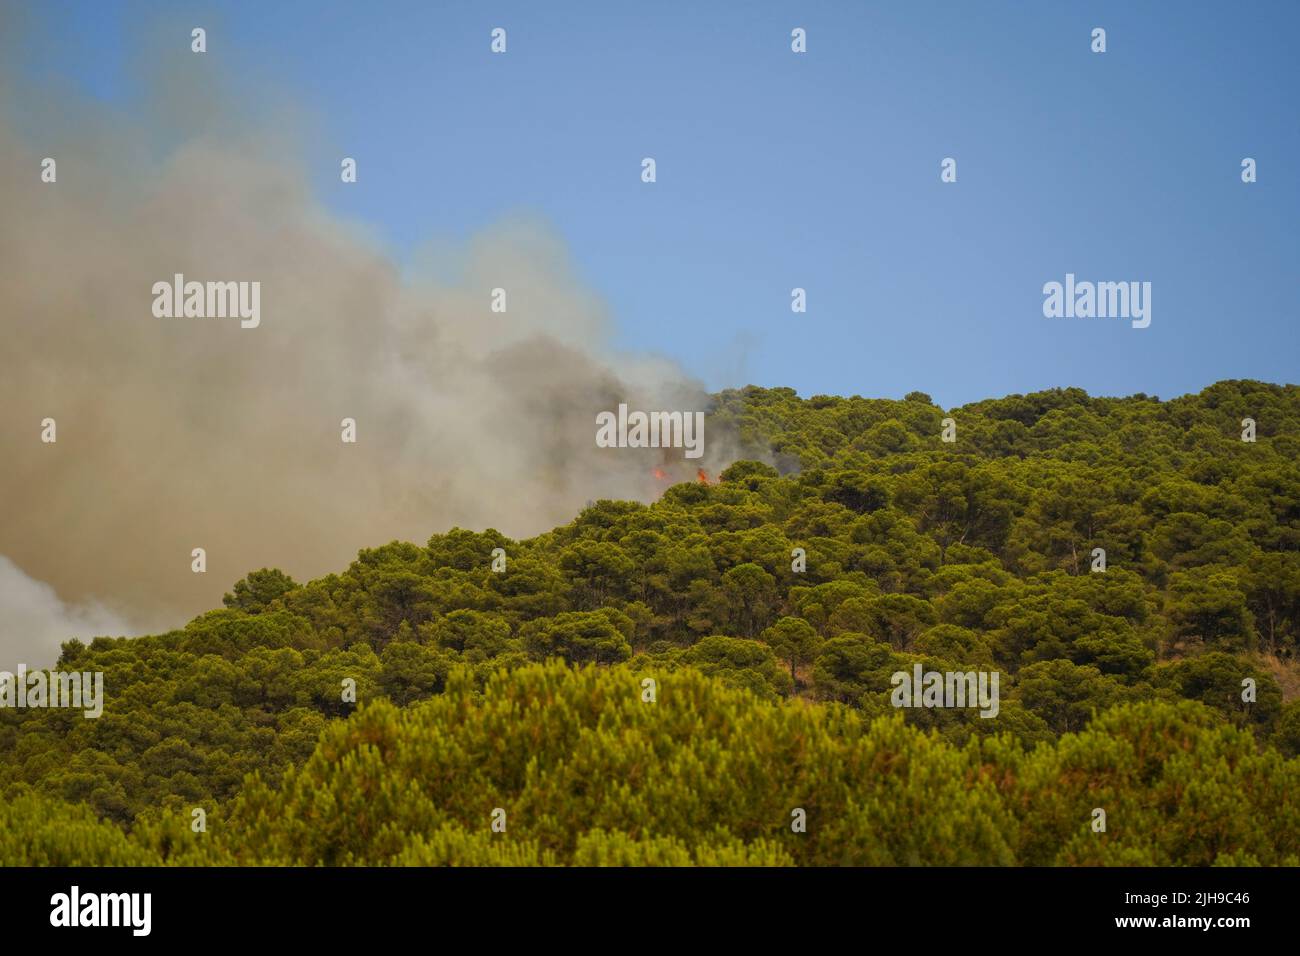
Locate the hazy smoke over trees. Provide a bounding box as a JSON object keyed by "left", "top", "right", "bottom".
{"left": 0, "top": 14, "right": 726, "bottom": 661}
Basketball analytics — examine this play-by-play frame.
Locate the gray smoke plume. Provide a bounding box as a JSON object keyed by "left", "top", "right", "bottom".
{"left": 0, "top": 16, "right": 732, "bottom": 663}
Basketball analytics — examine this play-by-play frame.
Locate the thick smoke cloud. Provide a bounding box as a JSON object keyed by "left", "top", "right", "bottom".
{"left": 0, "top": 19, "right": 730, "bottom": 661}
{"left": 0, "top": 556, "right": 131, "bottom": 667}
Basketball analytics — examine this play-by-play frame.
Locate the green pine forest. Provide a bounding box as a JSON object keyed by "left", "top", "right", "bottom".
{"left": 3, "top": 378, "right": 1300, "bottom": 866}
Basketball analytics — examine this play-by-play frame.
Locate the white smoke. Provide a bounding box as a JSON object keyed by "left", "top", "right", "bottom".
{"left": 0, "top": 13, "right": 732, "bottom": 634}
{"left": 0, "top": 555, "right": 130, "bottom": 667}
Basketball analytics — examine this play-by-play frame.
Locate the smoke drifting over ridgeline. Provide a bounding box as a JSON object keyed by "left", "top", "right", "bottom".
{"left": 0, "top": 37, "right": 729, "bottom": 661}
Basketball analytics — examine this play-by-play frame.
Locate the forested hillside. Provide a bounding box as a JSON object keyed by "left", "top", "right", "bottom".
{"left": 3, "top": 378, "right": 1298, "bottom": 865}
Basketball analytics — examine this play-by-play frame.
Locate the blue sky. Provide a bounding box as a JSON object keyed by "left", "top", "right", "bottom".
{"left": 14, "top": 0, "right": 1299, "bottom": 408}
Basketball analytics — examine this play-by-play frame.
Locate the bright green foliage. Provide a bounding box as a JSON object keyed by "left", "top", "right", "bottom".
{"left": 0, "top": 790, "right": 159, "bottom": 865}
{"left": 5, "top": 664, "right": 1297, "bottom": 866}
{"left": 2, "top": 379, "right": 1297, "bottom": 864}
{"left": 222, "top": 568, "right": 299, "bottom": 614}
{"left": 1007, "top": 701, "right": 1300, "bottom": 865}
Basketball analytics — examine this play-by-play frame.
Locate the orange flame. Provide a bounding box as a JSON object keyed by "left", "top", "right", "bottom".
{"left": 651, "top": 467, "right": 669, "bottom": 481}
{"left": 697, "top": 468, "right": 713, "bottom": 484}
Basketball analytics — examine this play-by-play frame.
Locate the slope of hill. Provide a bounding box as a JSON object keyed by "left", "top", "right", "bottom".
{"left": 2, "top": 378, "right": 1298, "bottom": 864}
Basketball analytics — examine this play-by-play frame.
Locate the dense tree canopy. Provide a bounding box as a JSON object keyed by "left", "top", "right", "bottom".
{"left": 2, "top": 379, "right": 1297, "bottom": 865}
